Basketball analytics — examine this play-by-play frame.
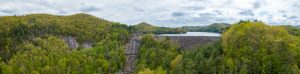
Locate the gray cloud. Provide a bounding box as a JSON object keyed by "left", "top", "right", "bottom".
{"left": 185, "top": 6, "right": 206, "bottom": 10}
{"left": 213, "top": 10, "right": 222, "bottom": 15}
{"left": 258, "top": 11, "right": 268, "bottom": 16}
{"left": 192, "top": 17, "right": 213, "bottom": 23}
{"left": 239, "top": 10, "right": 255, "bottom": 16}
{"left": 81, "top": 6, "right": 101, "bottom": 12}
{"left": 287, "top": 15, "right": 298, "bottom": 19}
{"left": 279, "top": 10, "right": 286, "bottom": 13}
{"left": 172, "top": 12, "right": 186, "bottom": 17}
{"left": 282, "top": 14, "right": 288, "bottom": 17}
{"left": 268, "top": 21, "right": 282, "bottom": 25}
{"left": 294, "top": 4, "right": 300, "bottom": 8}
{"left": 253, "top": 1, "right": 261, "bottom": 9}
{"left": 133, "top": 7, "right": 144, "bottom": 12}
{"left": 58, "top": 10, "right": 67, "bottom": 14}
{"left": 0, "top": 9, "right": 15, "bottom": 14}
{"left": 199, "top": 13, "right": 215, "bottom": 17}
{"left": 282, "top": 14, "right": 299, "bottom": 20}
{"left": 267, "top": 15, "right": 273, "bottom": 19}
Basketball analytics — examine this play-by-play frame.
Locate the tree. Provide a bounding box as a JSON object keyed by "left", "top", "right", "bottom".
{"left": 136, "top": 35, "right": 179, "bottom": 73}
{"left": 222, "top": 21, "right": 300, "bottom": 73}
{"left": 170, "top": 55, "right": 182, "bottom": 70}
{"left": 138, "top": 66, "right": 166, "bottom": 74}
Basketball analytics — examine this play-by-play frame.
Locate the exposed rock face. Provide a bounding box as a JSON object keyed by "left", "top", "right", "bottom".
{"left": 62, "top": 36, "right": 93, "bottom": 49}
{"left": 124, "top": 34, "right": 141, "bottom": 74}
{"left": 63, "top": 36, "right": 79, "bottom": 49}
{"left": 82, "top": 42, "right": 92, "bottom": 48}
{"left": 155, "top": 36, "right": 220, "bottom": 49}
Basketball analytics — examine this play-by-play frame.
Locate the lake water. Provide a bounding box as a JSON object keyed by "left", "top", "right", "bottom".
{"left": 156, "top": 32, "right": 221, "bottom": 37}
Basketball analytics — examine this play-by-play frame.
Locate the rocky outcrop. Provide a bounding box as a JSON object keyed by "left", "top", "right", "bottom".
{"left": 62, "top": 36, "right": 92, "bottom": 49}
{"left": 63, "top": 36, "right": 79, "bottom": 49}
{"left": 82, "top": 42, "right": 92, "bottom": 48}
{"left": 124, "top": 34, "right": 141, "bottom": 74}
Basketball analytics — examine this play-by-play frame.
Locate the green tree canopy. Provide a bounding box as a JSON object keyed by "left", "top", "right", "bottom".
{"left": 222, "top": 21, "right": 300, "bottom": 74}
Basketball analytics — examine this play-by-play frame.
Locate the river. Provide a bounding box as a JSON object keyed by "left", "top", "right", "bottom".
{"left": 156, "top": 32, "right": 221, "bottom": 37}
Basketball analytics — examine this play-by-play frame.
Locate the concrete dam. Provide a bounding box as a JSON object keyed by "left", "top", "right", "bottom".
{"left": 155, "top": 36, "right": 220, "bottom": 49}
{"left": 123, "top": 32, "right": 220, "bottom": 74}
{"left": 155, "top": 32, "right": 221, "bottom": 49}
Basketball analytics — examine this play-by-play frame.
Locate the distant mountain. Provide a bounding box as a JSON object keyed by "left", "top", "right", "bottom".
{"left": 296, "top": 25, "right": 300, "bottom": 28}
{"left": 136, "top": 22, "right": 154, "bottom": 27}
{"left": 134, "top": 22, "right": 156, "bottom": 33}
{"left": 182, "top": 23, "right": 231, "bottom": 33}
{"left": 134, "top": 22, "right": 186, "bottom": 34}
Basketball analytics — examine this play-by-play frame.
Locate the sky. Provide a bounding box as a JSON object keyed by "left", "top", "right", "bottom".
{"left": 0, "top": 0, "right": 299, "bottom": 27}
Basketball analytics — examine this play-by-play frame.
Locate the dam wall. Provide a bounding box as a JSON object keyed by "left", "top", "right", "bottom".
{"left": 155, "top": 36, "right": 220, "bottom": 49}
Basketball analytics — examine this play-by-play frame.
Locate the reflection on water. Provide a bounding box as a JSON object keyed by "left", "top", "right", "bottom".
{"left": 156, "top": 32, "right": 221, "bottom": 37}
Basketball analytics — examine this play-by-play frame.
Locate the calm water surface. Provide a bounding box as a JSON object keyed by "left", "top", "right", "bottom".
{"left": 157, "top": 32, "right": 221, "bottom": 37}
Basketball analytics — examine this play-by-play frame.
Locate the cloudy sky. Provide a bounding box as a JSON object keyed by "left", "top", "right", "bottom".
{"left": 0, "top": 0, "right": 299, "bottom": 27}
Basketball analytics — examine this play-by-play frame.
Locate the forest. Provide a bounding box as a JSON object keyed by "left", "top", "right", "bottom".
{"left": 181, "top": 23, "right": 231, "bottom": 33}
{"left": 0, "top": 13, "right": 132, "bottom": 73}
{"left": 0, "top": 14, "right": 300, "bottom": 74}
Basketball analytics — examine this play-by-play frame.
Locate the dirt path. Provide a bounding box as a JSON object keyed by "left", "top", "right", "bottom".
{"left": 124, "top": 34, "right": 140, "bottom": 74}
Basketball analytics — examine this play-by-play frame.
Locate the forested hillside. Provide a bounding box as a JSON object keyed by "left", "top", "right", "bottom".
{"left": 182, "top": 23, "right": 230, "bottom": 33}
{"left": 284, "top": 25, "right": 300, "bottom": 36}
{"left": 134, "top": 22, "right": 186, "bottom": 34}
{"left": 0, "top": 13, "right": 131, "bottom": 73}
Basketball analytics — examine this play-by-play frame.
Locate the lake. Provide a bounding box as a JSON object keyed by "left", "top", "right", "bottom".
{"left": 156, "top": 32, "right": 221, "bottom": 37}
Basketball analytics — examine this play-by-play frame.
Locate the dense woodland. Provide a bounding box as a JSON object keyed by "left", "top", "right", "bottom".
{"left": 0, "top": 14, "right": 131, "bottom": 73}
{"left": 0, "top": 14, "right": 300, "bottom": 74}
{"left": 136, "top": 35, "right": 180, "bottom": 74}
